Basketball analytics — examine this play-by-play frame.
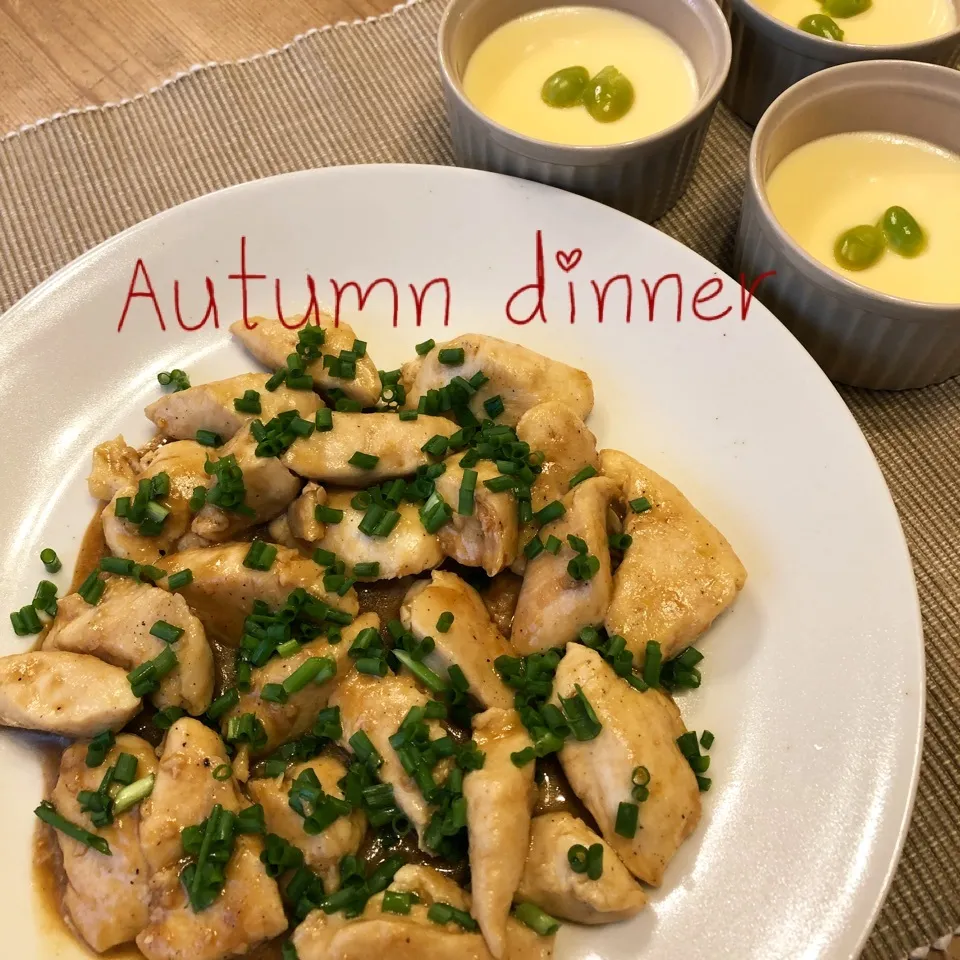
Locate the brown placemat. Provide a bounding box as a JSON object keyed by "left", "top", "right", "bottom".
{"left": 0, "top": 1, "right": 957, "bottom": 955}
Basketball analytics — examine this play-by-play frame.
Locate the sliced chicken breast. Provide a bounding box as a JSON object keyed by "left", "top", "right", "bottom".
{"left": 45, "top": 576, "right": 214, "bottom": 715}
{"left": 281, "top": 413, "right": 457, "bottom": 486}
{"left": 551, "top": 644, "right": 700, "bottom": 886}
{"left": 401, "top": 335, "right": 593, "bottom": 427}
{"left": 464, "top": 709, "right": 536, "bottom": 958}
{"left": 401, "top": 572, "right": 513, "bottom": 710}
{"left": 434, "top": 458, "right": 519, "bottom": 576}
{"left": 314, "top": 492, "right": 444, "bottom": 580}
{"left": 145, "top": 372, "right": 318, "bottom": 442}
{"left": 191, "top": 429, "right": 302, "bottom": 542}
{"left": 331, "top": 669, "right": 447, "bottom": 848}
{"left": 247, "top": 752, "right": 366, "bottom": 890}
{"left": 231, "top": 315, "right": 381, "bottom": 407}
{"left": 601, "top": 449, "right": 747, "bottom": 663}
{"left": 0, "top": 651, "right": 140, "bottom": 736}
{"left": 50, "top": 735, "right": 157, "bottom": 952}
{"left": 103, "top": 440, "right": 210, "bottom": 563}
{"left": 511, "top": 477, "right": 620, "bottom": 655}
{"left": 224, "top": 614, "right": 370, "bottom": 755}
{"left": 516, "top": 812, "right": 646, "bottom": 924}
{"left": 88, "top": 436, "right": 141, "bottom": 501}
{"left": 159, "top": 542, "right": 358, "bottom": 643}
{"left": 287, "top": 482, "right": 328, "bottom": 542}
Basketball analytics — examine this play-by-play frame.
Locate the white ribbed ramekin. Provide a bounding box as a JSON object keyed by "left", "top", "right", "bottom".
{"left": 719, "top": 0, "right": 960, "bottom": 128}
{"left": 734, "top": 60, "right": 960, "bottom": 390}
{"left": 437, "top": 0, "right": 731, "bottom": 223}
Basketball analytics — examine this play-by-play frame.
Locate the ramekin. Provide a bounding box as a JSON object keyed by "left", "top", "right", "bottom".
{"left": 719, "top": 0, "right": 960, "bottom": 127}
{"left": 437, "top": 0, "right": 732, "bottom": 222}
{"left": 734, "top": 59, "right": 960, "bottom": 390}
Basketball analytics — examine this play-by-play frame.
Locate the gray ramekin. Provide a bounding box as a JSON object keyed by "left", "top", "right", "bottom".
{"left": 734, "top": 59, "right": 960, "bottom": 390}
{"left": 720, "top": 0, "right": 960, "bottom": 127}
{"left": 437, "top": 0, "right": 732, "bottom": 222}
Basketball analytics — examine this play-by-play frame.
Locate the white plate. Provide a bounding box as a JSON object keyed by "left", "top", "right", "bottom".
{"left": 0, "top": 165, "right": 922, "bottom": 960}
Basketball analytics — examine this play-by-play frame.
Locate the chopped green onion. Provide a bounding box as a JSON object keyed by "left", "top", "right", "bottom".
{"left": 458, "top": 468, "right": 477, "bottom": 516}
{"left": 212, "top": 764, "right": 233, "bottom": 781}
{"left": 700, "top": 730, "right": 715, "bottom": 749}
{"left": 315, "top": 408, "right": 333, "bottom": 431}
{"left": 85, "top": 730, "right": 115, "bottom": 768}
{"left": 196, "top": 429, "right": 222, "bottom": 448}
{"left": 313, "top": 548, "right": 337, "bottom": 567}
{"left": 543, "top": 535, "right": 562, "bottom": 555}
{"left": 421, "top": 434, "right": 449, "bottom": 458}
{"left": 615, "top": 801, "right": 639, "bottom": 838}
{"left": 567, "top": 843, "right": 588, "bottom": 873}
{"left": 233, "top": 389, "right": 262, "bottom": 414}
{"left": 437, "top": 347, "right": 465, "bottom": 366}
{"left": 513, "top": 902, "right": 560, "bottom": 936}
{"left": 534, "top": 501, "right": 565, "bottom": 526}
{"left": 315, "top": 505, "right": 344, "bottom": 524}
{"left": 167, "top": 569, "right": 193, "bottom": 590}
{"left": 483, "top": 475, "right": 515, "bottom": 493}
{"left": 283, "top": 656, "right": 336, "bottom": 694}
{"left": 113, "top": 752, "right": 138, "bottom": 785}
{"left": 415, "top": 338, "right": 436, "bottom": 355}
{"left": 206, "top": 687, "right": 240, "bottom": 722}
{"left": 260, "top": 683, "right": 289, "bottom": 704}
{"left": 157, "top": 369, "right": 190, "bottom": 392}
{"left": 150, "top": 620, "right": 184, "bottom": 643}
{"left": 40, "top": 548, "right": 61, "bottom": 573}
{"left": 382, "top": 890, "right": 418, "bottom": 915}
{"left": 436, "top": 611, "right": 454, "bottom": 633}
{"left": 398, "top": 410, "right": 418, "bottom": 421}
{"left": 35, "top": 801, "right": 111, "bottom": 856}
{"left": 393, "top": 648, "right": 447, "bottom": 694}
{"left": 524, "top": 536, "right": 544, "bottom": 560}
{"left": 609, "top": 532, "right": 633, "bottom": 550}
{"left": 559, "top": 684, "right": 602, "bottom": 741}
{"left": 353, "top": 562, "right": 380, "bottom": 578}
{"left": 586, "top": 842, "right": 604, "bottom": 880}
{"left": 348, "top": 451, "right": 379, "bottom": 470}
{"left": 630, "top": 496, "right": 652, "bottom": 514}
{"left": 78, "top": 575, "right": 106, "bottom": 605}
{"left": 567, "top": 534, "right": 588, "bottom": 554}
{"left": 113, "top": 773, "right": 155, "bottom": 814}
{"left": 244, "top": 540, "right": 278, "bottom": 572}
{"left": 352, "top": 339, "right": 367, "bottom": 358}
{"left": 567, "top": 553, "right": 600, "bottom": 581}
{"left": 427, "top": 901, "right": 478, "bottom": 931}
{"left": 276, "top": 639, "right": 301, "bottom": 658}
{"left": 642, "top": 640, "right": 662, "bottom": 688}
{"left": 569, "top": 465, "right": 598, "bottom": 488}
{"left": 188, "top": 486, "right": 207, "bottom": 512}
{"left": 153, "top": 706, "right": 186, "bottom": 731}
{"left": 483, "top": 395, "right": 505, "bottom": 419}
{"left": 348, "top": 730, "right": 382, "bottom": 769}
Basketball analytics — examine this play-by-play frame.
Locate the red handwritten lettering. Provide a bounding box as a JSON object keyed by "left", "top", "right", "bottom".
{"left": 274, "top": 275, "right": 322, "bottom": 330}
{"left": 692, "top": 278, "right": 732, "bottom": 322}
{"left": 506, "top": 230, "right": 549, "bottom": 325}
{"left": 331, "top": 278, "right": 399, "bottom": 329}
{"left": 173, "top": 277, "right": 219, "bottom": 331}
{"left": 642, "top": 274, "right": 683, "bottom": 323}
{"left": 118, "top": 258, "right": 165, "bottom": 333}
{"left": 409, "top": 278, "right": 451, "bottom": 328}
{"left": 591, "top": 275, "right": 633, "bottom": 324}
{"left": 739, "top": 271, "right": 776, "bottom": 320}
{"left": 567, "top": 281, "right": 577, "bottom": 325}
{"left": 228, "top": 236, "right": 267, "bottom": 330}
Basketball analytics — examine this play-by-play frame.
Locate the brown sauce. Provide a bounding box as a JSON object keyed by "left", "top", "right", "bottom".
{"left": 69, "top": 505, "right": 110, "bottom": 593}
{"left": 534, "top": 755, "right": 598, "bottom": 831}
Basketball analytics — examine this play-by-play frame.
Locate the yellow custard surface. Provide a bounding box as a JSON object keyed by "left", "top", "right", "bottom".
{"left": 766, "top": 132, "right": 960, "bottom": 304}
{"left": 462, "top": 6, "right": 699, "bottom": 146}
{"left": 754, "top": 0, "right": 955, "bottom": 44}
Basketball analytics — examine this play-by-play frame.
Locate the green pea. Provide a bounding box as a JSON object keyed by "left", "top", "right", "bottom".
{"left": 541, "top": 66, "right": 590, "bottom": 108}
{"left": 880, "top": 206, "right": 926, "bottom": 258}
{"left": 820, "top": 0, "right": 871, "bottom": 18}
{"left": 834, "top": 224, "right": 886, "bottom": 272}
{"left": 798, "top": 13, "right": 845, "bottom": 39}
{"left": 584, "top": 66, "right": 635, "bottom": 124}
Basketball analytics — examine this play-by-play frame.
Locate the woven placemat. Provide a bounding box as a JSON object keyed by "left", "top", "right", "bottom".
{"left": 1, "top": 1, "right": 958, "bottom": 955}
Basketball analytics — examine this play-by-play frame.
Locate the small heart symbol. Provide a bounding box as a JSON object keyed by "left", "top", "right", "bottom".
{"left": 555, "top": 249, "right": 582, "bottom": 273}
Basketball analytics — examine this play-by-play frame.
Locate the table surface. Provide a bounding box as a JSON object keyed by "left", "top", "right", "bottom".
{"left": 2, "top": 2, "right": 959, "bottom": 958}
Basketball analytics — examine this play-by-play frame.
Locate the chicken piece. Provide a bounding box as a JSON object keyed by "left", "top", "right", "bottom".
{"left": 247, "top": 753, "right": 366, "bottom": 889}
{"left": 287, "top": 482, "right": 328, "bottom": 542}
{"left": 44, "top": 577, "right": 213, "bottom": 715}
{"left": 0, "top": 651, "right": 140, "bottom": 736}
{"left": 281, "top": 413, "right": 457, "bottom": 486}
{"left": 316, "top": 491, "right": 444, "bottom": 580}
{"left": 551, "top": 644, "right": 700, "bottom": 886}
{"left": 224, "top": 614, "right": 371, "bottom": 755}
{"left": 137, "top": 835, "right": 286, "bottom": 960}
{"left": 516, "top": 402, "right": 600, "bottom": 512}
{"left": 49, "top": 735, "right": 156, "bottom": 952}
{"left": 401, "top": 572, "right": 513, "bottom": 710}
{"left": 231, "top": 314, "right": 381, "bottom": 407}
{"left": 191, "top": 429, "right": 302, "bottom": 542}
{"left": 516, "top": 812, "right": 646, "bottom": 924}
{"left": 601, "top": 449, "right": 747, "bottom": 663}
{"left": 434, "top": 458, "right": 519, "bottom": 576}
{"left": 102, "top": 440, "right": 210, "bottom": 563}
{"left": 401, "top": 335, "right": 593, "bottom": 427}
{"left": 88, "top": 436, "right": 141, "bottom": 500}
{"left": 464, "top": 709, "right": 536, "bottom": 958}
{"left": 159, "top": 543, "right": 358, "bottom": 643}
{"left": 331, "top": 669, "right": 448, "bottom": 847}
{"left": 145, "top": 372, "right": 318, "bottom": 442}
{"left": 511, "top": 477, "right": 620, "bottom": 655}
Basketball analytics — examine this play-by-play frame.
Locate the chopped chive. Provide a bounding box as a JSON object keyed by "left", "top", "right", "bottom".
{"left": 427, "top": 902, "right": 478, "bottom": 931}
{"left": 313, "top": 548, "right": 337, "bottom": 566}
{"left": 40, "top": 548, "right": 61, "bottom": 573}
{"left": 188, "top": 486, "right": 207, "bottom": 511}
{"left": 206, "top": 687, "right": 240, "bottom": 722}
{"left": 167, "top": 569, "right": 193, "bottom": 590}
{"left": 415, "top": 338, "right": 436, "bottom": 356}
{"left": 393, "top": 648, "right": 447, "bottom": 694}
{"left": 150, "top": 620, "right": 184, "bottom": 643}
{"left": 567, "top": 843, "right": 588, "bottom": 873}
{"left": 153, "top": 706, "right": 186, "bottom": 731}
{"left": 114, "top": 496, "right": 131, "bottom": 519}
{"left": 524, "top": 536, "right": 544, "bottom": 560}
{"left": 283, "top": 656, "right": 336, "bottom": 694}
{"left": 113, "top": 773, "right": 155, "bottom": 814}
{"left": 458, "top": 468, "right": 477, "bottom": 516}
{"left": 79, "top": 575, "right": 106, "bottom": 605}
{"left": 314, "top": 505, "right": 344, "bottom": 524}
{"left": 211, "top": 763, "right": 233, "bottom": 781}
{"left": 483, "top": 395, "right": 505, "bottom": 419}
{"left": 421, "top": 434, "right": 449, "bottom": 458}
{"left": 196, "top": 429, "right": 222, "bottom": 448}
{"left": 348, "top": 730, "right": 382, "bottom": 769}
{"left": 335, "top": 397, "right": 362, "bottom": 412}
{"left": 513, "top": 902, "right": 560, "bottom": 936}
{"left": 157, "top": 369, "right": 190, "bottom": 392}
{"left": 85, "top": 731, "right": 116, "bottom": 768}
{"left": 398, "top": 410, "right": 418, "bottom": 421}
{"left": 436, "top": 612, "right": 454, "bottom": 633}
{"left": 382, "top": 890, "right": 417, "bottom": 915}
{"left": 630, "top": 496, "right": 652, "bottom": 514}
{"left": 352, "top": 339, "right": 367, "bottom": 357}
{"left": 244, "top": 541, "right": 278, "bottom": 572}
{"left": 697, "top": 775, "right": 712, "bottom": 791}
{"left": 642, "top": 640, "right": 662, "bottom": 688}
{"left": 315, "top": 408, "right": 333, "bottom": 431}
{"left": 567, "top": 534, "right": 588, "bottom": 554}
{"left": 544, "top": 535, "right": 562, "bottom": 555}
{"left": 700, "top": 730, "right": 715, "bottom": 749}
{"left": 534, "top": 500, "right": 565, "bottom": 526}
{"left": 372, "top": 509, "right": 400, "bottom": 538}
{"left": 233, "top": 389, "right": 262, "bottom": 414}
{"left": 113, "top": 752, "right": 138, "bottom": 785}
{"left": 260, "top": 683, "right": 288, "bottom": 704}
{"left": 569, "top": 465, "right": 598, "bottom": 488}
{"left": 615, "top": 801, "right": 639, "bottom": 838}
{"left": 585, "top": 843, "right": 604, "bottom": 880}
{"left": 9, "top": 611, "right": 27, "bottom": 636}
{"left": 350, "top": 491, "right": 372, "bottom": 510}
{"left": 437, "top": 347, "right": 465, "bottom": 366}
{"left": 35, "top": 801, "right": 111, "bottom": 856}
{"left": 353, "top": 562, "right": 380, "bottom": 578}
{"left": 609, "top": 533, "right": 633, "bottom": 550}
{"left": 274, "top": 639, "right": 300, "bottom": 658}
{"left": 287, "top": 374, "right": 313, "bottom": 390}
{"left": 348, "top": 451, "right": 379, "bottom": 470}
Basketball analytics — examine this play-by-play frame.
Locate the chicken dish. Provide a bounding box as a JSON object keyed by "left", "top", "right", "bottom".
{"left": 1, "top": 315, "right": 746, "bottom": 960}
